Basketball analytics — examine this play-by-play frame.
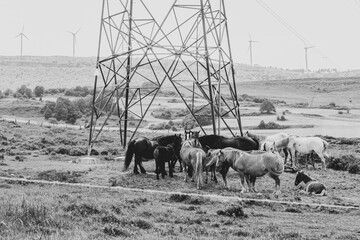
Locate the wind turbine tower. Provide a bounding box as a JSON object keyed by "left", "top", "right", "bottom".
{"left": 16, "top": 26, "right": 29, "bottom": 56}
{"left": 248, "top": 34, "right": 258, "bottom": 66}
{"left": 304, "top": 45, "right": 314, "bottom": 71}
{"left": 68, "top": 29, "right": 81, "bottom": 57}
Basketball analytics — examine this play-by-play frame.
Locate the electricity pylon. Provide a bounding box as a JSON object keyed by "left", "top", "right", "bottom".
{"left": 88, "top": 0, "right": 243, "bottom": 150}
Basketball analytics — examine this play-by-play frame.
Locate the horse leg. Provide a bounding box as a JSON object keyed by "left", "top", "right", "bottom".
{"left": 250, "top": 176, "right": 257, "bottom": 192}
{"left": 310, "top": 152, "right": 316, "bottom": 169}
{"left": 221, "top": 173, "right": 228, "bottom": 189}
{"left": 168, "top": 160, "right": 173, "bottom": 178}
{"left": 139, "top": 162, "right": 146, "bottom": 174}
{"left": 271, "top": 174, "right": 281, "bottom": 195}
{"left": 238, "top": 172, "right": 247, "bottom": 193}
{"left": 244, "top": 175, "right": 252, "bottom": 192}
{"left": 212, "top": 165, "right": 218, "bottom": 183}
{"left": 290, "top": 149, "right": 297, "bottom": 168}
{"left": 133, "top": 155, "right": 140, "bottom": 174}
{"left": 283, "top": 148, "right": 288, "bottom": 165}
{"left": 161, "top": 161, "right": 166, "bottom": 179}
{"left": 155, "top": 160, "right": 160, "bottom": 180}
{"left": 183, "top": 164, "right": 188, "bottom": 182}
{"left": 179, "top": 161, "right": 183, "bottom": 172}
{"left": 315, "top": 151, "right": 327, "bottom": 170}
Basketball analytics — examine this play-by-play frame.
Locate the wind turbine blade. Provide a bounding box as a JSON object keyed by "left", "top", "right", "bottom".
{"left": 248, "top": 32, "right": 252, "bottom": 41}
{"left": 15, "top": 33, "right": 21, "bottom": 38}
{"left": 75, "top": 28, "right": 81, "bottom": 34}
{"left": 23, "top": 34, "right": 29, "bottom": 40}
{"left": 22, "top": 25, "right": 24, "bottom": 33}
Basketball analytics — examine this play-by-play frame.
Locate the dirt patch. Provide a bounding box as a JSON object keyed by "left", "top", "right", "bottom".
{"left": 216, "top": 204, "right": 248, "bottom": 218}
{"left": 36, "top": 170, "right": 87, "bottom": 183}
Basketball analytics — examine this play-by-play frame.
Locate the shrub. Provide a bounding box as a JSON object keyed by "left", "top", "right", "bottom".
{"left": 338, "top": 111, "right": 343, "bottom": 114}
{"left": 329, "top": 102, "right": 336, "bottom": 108}
{"left": 34, "top": 86, "right": 45, "bottom": 97}
{"left": 277, "top": 115, "right": 286, "bottom": 121}
{"left": 259, "top": 100, "right": 276, "bottom": 114}
{"left": 327, "top": 155, "right": 360, "bottom": 174}
{"left": 258, "top": 120, "right": 286, "bottom": 129}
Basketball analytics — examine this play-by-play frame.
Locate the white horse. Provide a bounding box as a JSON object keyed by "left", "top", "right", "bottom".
{"left": 180, "top": 138, "right": 206, "bottom": 189}
{"left": 286, "top": 136, "right": 329, "bottom": 170}
{"left": 246, "top": 131, "right": 291, "bottom": 161}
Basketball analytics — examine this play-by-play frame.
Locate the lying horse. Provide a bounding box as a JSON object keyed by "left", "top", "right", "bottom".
{"left": 206, "top": 147, "right": 284, "bottom": 194}
{"left": 180, "top": 138, "right": 206, "bottom": 189}
{"left": 124, "top": 134, "right": 182, "bottom": 174}
{"left": 295, "top": 171, "right": 327, "bottom": 196}
{"left": 287, "top": 136, "right": 329, "bottom": 170}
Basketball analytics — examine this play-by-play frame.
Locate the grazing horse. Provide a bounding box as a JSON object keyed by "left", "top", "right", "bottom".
{"left": 124, "top": 134, "right": 182, "bottom": 174}
{"left": 295, "top": 171, "right": 327, "bottom": 196}
{"left": 206, "top": 147, "right": 284, "bottom": 194}
{"left": 154, "top": 144, "right": 176, "bottom": 180}
{"left": 245, "top": 131, "right": 291, "bottom": 162}
{"left": 180, "top": 138, "right": 206, "bottom": 189}
{"left": 287, "top": 136, "right": 329, "bottom": 170}
{"left": 198, "top": 134, "right": 259, "bottom": 151}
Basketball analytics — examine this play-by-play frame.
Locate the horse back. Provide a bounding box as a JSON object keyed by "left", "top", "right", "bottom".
{"left": 274, "top": 137, "right": 290, "bottom": 149}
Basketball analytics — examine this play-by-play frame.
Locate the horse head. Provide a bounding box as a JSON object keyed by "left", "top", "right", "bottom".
{"left": 294, "top": 170, "right": 305, "bottom": 186}
{"left": 215, "top": 150, "right": 225, "bottom": 170}
{"left": 184, "top": 130, "right": 192, "bottom": 140}
{"left": 191, "top": 131, "right": 200, "bottom": 139}
{"left": 268, "top": 142, "right": 278, "bottom": 153}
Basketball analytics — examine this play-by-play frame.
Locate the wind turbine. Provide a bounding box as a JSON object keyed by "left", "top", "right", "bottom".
{"left": 15, "top": 26, "right": 29, "bottom": 56}
{"left": 304, "top": 45, "right": 314, "bottom": 71}
{"left": 68, "top": 28, "right": 81, "bottom": 57}
{"left": 248, "top": 34, "right": 258, "bottom": 66}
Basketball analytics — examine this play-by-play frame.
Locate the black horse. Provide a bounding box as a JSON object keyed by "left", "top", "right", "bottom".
{"left": 123, "top": 134, "right": 182, "bottom": 174}
{"left": 154, "top": 144, "right": 177, "bottom": 180}
{"left": 198, "top": 134, "right": 259, "bottom": 151}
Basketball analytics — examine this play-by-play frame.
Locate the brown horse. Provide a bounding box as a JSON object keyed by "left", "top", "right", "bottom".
{"left": 207, "top": 147, "right": 284, "bottom": 194}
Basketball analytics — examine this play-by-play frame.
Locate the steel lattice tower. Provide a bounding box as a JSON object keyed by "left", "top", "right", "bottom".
{"left": 88, "top": 0, "right": 243, "bottom": 150}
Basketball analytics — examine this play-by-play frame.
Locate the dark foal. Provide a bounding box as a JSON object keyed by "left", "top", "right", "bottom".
{"left": 295, "top": 171, "right": 327, "bottom": 196}
{"left": 154, "top": 144, "right": 177, "bottom": 180}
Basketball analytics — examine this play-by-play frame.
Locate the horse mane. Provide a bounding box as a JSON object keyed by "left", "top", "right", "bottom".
{"left": 247, "top": 132, "right": 267, "bottom": 142}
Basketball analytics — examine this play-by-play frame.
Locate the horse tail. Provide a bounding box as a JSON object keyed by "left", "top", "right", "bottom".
{"left": 322, "top": 140, "right": 329, "bottom": 158}
{"left": 124, "top": 139, "right": 136, "bottom": 171}
{"left": 265, "top": 153, "right": 284, "bottom": 177}
{"left": 260, "top": 142, "right": 267, "bottom": 151}
{"left": 195, "top": 152, "right": 203, "bottom": 189}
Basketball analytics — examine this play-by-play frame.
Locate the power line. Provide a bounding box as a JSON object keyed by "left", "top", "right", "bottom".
{"left": 256, "top": 0, "right": 309, "bottom": 46}
{"left": 354, "top": 0, "right": 360, "bottom": 9}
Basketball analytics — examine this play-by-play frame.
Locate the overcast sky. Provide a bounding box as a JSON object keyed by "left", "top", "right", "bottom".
{"left": 1, "top": 0, "right": 360, "bottom": 70}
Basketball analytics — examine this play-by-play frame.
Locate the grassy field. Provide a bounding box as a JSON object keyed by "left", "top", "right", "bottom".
{"left": 0, "top": 120, "right": 360, "bottom": 239}
{"left": 1, "top": 56, "right": 360, "bottom": 239}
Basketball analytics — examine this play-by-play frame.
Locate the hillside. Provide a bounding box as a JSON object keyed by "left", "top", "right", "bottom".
{"left": 2, "top": 55, "right": 359, "bottom": 91}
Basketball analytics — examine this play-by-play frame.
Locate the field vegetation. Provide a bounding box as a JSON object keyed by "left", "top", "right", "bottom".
{"left": 1, "top": 56, "right": 360, "bottom": 239}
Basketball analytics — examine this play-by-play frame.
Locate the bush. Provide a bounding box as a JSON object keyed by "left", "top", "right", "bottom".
{"left": 258, "top": 120, "right": 287, "bottom": 129}
{"left": 34, "top": 86, "right": 45, "bottom": 97}
{"left": 277, "top": 115, "right": 286, "bottom": 121}
{"left": 327, "top": 155, "right": 360, "bottom": 174}
{"left": 260, "top": 100, "right": 276, "bottom": 114}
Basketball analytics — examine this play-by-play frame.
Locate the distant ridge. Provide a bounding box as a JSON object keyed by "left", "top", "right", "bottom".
{"left": 1, "top": 55, "right": 359, "bottom": 91}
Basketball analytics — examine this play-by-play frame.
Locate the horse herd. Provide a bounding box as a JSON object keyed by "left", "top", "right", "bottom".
{"left": 123, "top": 130, "right": 329, "bottom": 195}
